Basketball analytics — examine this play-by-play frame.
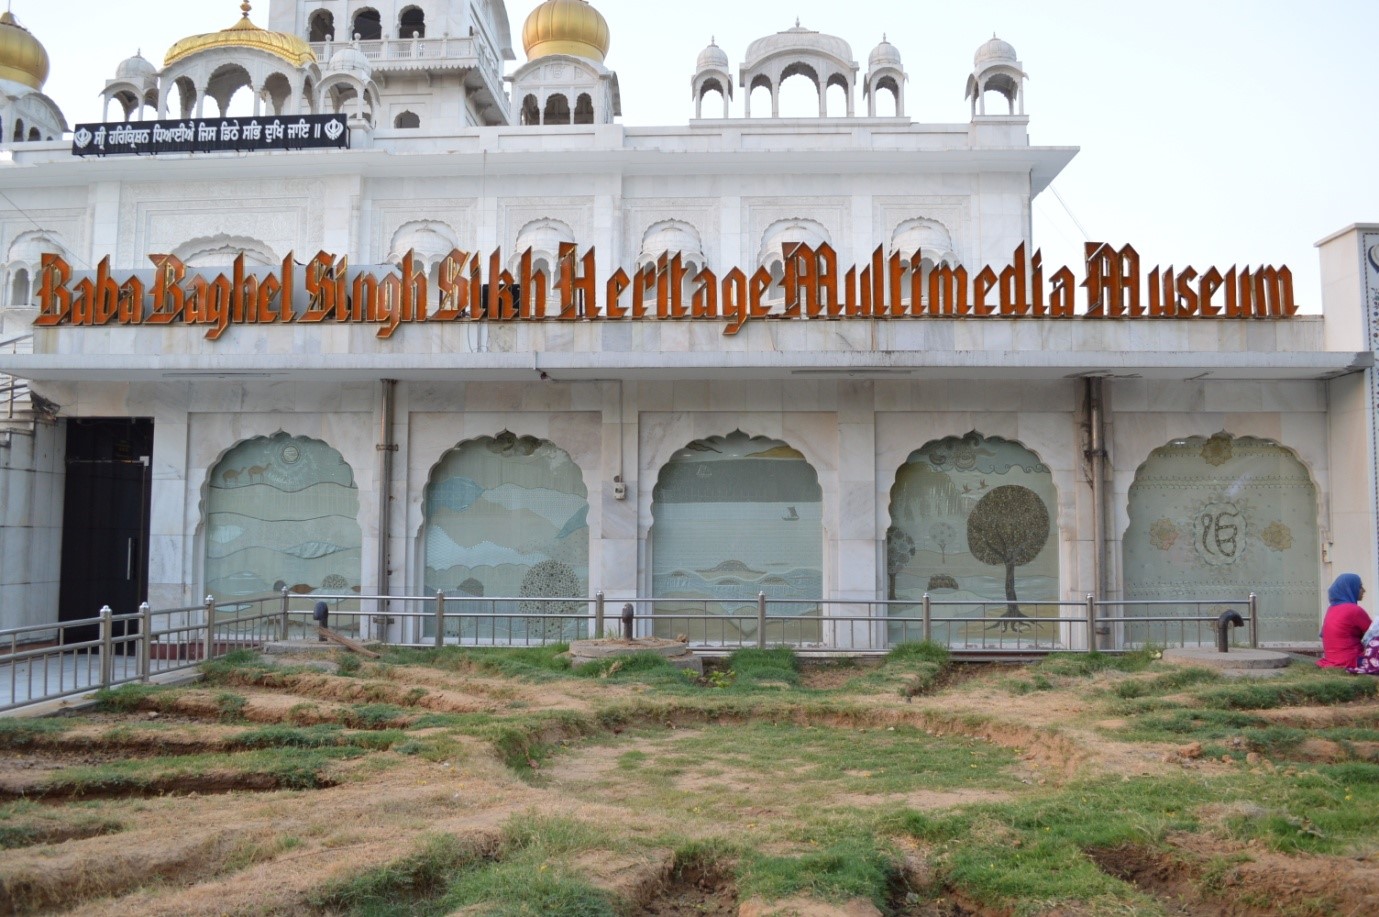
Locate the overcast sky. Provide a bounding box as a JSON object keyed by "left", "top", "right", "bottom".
{"left": 15, "top": 0, "right": 1379, "bottom": 310}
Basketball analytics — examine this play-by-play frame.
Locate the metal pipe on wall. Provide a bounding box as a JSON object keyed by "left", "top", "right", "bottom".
{"left": 1084, "top": 376, "right": 1108, "bottom": 648}
{"left": 376, "top": 379, "right": 398, "bottom": 639}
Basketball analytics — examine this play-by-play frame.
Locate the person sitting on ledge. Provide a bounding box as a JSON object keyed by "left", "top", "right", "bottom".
{"left": 1350, "top": 613, "right": 1379, "bottom": 676}
{"left": 1318, "top": 573, "right": 1370, "bottom": 670}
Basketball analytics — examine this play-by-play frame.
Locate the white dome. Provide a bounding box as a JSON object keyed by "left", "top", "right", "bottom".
{"left": 329, "top": 45, "right": 371, "bottom": 76}
{"left": 974, "top": 35, "right": 1017, "bottom": 67}
{"left": 696, "top": 40, "right": 728, "bottom": 73}
{"left": 869, "top": 37, "right": 901, "bottom": 70}
{"left": 744, "top": 23, "right": 854, "bottom": 69}
{"left": 115, "top": 52, "right": 156, "bottom": 82}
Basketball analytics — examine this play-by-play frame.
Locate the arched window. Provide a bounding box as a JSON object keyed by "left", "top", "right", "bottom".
{"left": 543, "top": 94, "right": 571, "bottom": 125}
{"left": 204, "top": 433, "right": 362, "bottom": 614}
{"left": 747, "top": 76, "right": 772, "bottom": 118}
{"left": 1124, "top": 434, "right": 1319, "bottom": 645}
{"left": 399, "top": 5, "right": 425, "bottom": 38}
{"left": 352, "top": 8, "right": 382, "bottom": 41}
{"left": 873, "top": 76, "right": 900, "bottom": 117}
{"left": 651, "top": 431, "right": 822, "bottom": 643}
{"left": 394, "top": 110, "right": 420, "bottom": 129}
{"left": 573, "top": 93, "right": 594, "bottom": 125}
{"left": 308, "top": 9, "right": 335, "bottom": 42}
{"left": 777, "top": 63, "right": 820, "bottom": 117}
{"left": 697, "top": 81, "right": 726, "bottom": 119}
{"left": 825, "top": 74, "right": 849, "bottom": 117}
{"left": 520, "top": 94, "right": 539, "bottom": 125}
{"left": 12, "top": 119, "right": 24, "bottom": 142}
{"left": 888, "top": 433, "right": 1059, "bottom": 646}
{"left": 9, "top": 267, "right": 29, "bottom": 307}
{"left": 27, "top": 127, "right": 39, "bottom": 142}
{"left": 423, "top": 432, "right": 589, "bottom": 642}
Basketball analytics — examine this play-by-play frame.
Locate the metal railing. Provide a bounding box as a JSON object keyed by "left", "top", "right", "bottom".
{"left": 1, "top": 590, "right": 1258, "bottom": 712}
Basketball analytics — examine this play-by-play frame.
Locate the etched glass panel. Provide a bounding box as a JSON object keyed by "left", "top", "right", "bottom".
{"left": 1123, "top": 434, "right": 1319, "bottom": 645}
{"left": 204, "top": 434, "right": 361, "bottom": 613}
{"left": 423, "top": 433, "right": 589, "bottom": 642}
{"left": 651, "top": 432, "right": 822, "bottom": 644}
{"left": 888, "top": 433, "right": 1059, "bottom": 646}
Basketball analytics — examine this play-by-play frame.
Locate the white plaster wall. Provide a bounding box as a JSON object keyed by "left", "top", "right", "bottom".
{"left": 0, "top": 420, "right": 64, "bottom": 631}
{"left": 1326, "top": 372, "right": 1377, "bottom": 591}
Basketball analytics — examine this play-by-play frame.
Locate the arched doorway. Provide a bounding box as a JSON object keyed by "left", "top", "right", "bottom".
{"left": 422, "top": 432, "right": 589, "bottom": 642}
{"left": 1123, "top": 433, "right": 1319, "bottom": 645}
{"left": 888, "top": 432, "right": 1059, "bottom": 645}
{"left": 204, "top": 433, "right": 361, "bottom": 608}
{"left": 650, "top": 431, "right": 822, "bottom": 643}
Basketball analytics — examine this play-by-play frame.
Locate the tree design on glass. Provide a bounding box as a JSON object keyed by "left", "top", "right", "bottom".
{"left": 519, "top": 559, "right": 583, "bottom": 641}
{"left": 885, "top": 526, "right": 915, "bottom": 600}
{"left": 966, "top": 485, "right": 1049, "bottom": 631}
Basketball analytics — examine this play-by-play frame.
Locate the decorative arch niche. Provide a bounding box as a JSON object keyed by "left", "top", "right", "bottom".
{"left": 203, "top": 433, "right": 361, "bottom": 605}
{"left": 421, "top": 432, "right": 590, "bottom": 642}
{"left": 1123, "top": 433, "right": 1320, "bottom": 645}
{"left": 888, "top": 432, "right": 1059, "bottom": 646}
{"left": 650, "top": 431, "right": 822, "bottom": 643}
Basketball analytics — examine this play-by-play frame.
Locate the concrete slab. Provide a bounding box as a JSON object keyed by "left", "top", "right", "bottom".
{"left": 1162, "top": 647, "right": 1292, "bottom": 670}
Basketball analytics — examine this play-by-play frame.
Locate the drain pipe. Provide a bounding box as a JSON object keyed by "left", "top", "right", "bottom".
{"left": 377, "top": 379, "right": 398, "bottom": 639}
{"left": 1084, "top": 377, "right": 1108, "bottom": 648}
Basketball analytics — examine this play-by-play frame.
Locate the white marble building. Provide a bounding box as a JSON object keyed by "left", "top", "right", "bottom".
{"left": 0, "top": 0, "right": 1373, "bottom": 649}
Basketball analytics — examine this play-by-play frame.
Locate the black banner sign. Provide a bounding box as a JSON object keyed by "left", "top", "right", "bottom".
{"left": 71, "top": 114, "right": 349, "bottom": 157}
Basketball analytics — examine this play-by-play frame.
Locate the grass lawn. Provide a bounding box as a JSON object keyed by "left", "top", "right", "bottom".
{"left": 0, "top": 644, "right": 1375, "bottom": 915}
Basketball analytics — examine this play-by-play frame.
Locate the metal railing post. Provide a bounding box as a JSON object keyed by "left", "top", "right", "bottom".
{"left": 203, "top": 595, "right": 216, "bottom": 662}
{"left": 434, "top": 590, "right": 445, "bottom": 648}
{"left": 757, "top": 592, "right": 767, "bottom": 649}
{"left": 922, "top": 593, "right": 932, "bottom": 643}
{"left": 594, "top": 591, "right": 605, "bottom": 638}
{"left": 1086, "top": 594, "right": 1097, "bottom": 652}
{"left": 1248, "top": 593, "right": 1258, "bottom": 648}
{"left": 99, "top": 606, "right": 114, "bottom": 686}
{"left": 279, "top": 586, "right": 290, "bottom": 640}
{"left": 138, "top": 602, "right": 152, "bottom": 682}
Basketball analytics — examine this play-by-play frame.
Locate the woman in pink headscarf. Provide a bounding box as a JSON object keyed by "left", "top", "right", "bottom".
{"left": 1318, "top": 573, "right": 1370, "bottom": 670}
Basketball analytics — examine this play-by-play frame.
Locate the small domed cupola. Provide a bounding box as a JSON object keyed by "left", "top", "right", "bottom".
{"left": 864, "top": 34, "right": 905, "bottom": 117}
{"left": 965, "top": 33, "right": 1026, "bottom": 118}
{"left": 868, "top": 36, "right": 901, "bottom": 70}
{"left": 522, "top": 0, "right": 610, "bottom": 63}
{"left": 115, "top": 51, "right": 156, "bottom": 84}
{"left": 0, "top": 10, "right": 50, "bottom": 91}
{"left": 697, "top": 39, "right": 729, "bottom": 73}
{"left": 692, "top": 37, "right": 732, "bottom": 119}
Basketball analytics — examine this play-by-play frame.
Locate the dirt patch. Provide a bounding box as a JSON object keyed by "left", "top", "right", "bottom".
{"left": 0, "top": 769, "right": 337, "bottom": 802}
{"left": 642, "top": 861, "right": 739, "bottom": 915}
{"left": 1087, "top": 844, "right": 1224, "bottom": 916}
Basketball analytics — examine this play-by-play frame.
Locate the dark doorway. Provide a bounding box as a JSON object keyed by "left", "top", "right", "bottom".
{"left": 58, "top": 419, "right": 154, "bottom": 646}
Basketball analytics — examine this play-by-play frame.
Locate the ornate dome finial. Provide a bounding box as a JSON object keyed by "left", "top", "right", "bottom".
{"left": 241, "top": 1, "right": 252, "bottom": 18}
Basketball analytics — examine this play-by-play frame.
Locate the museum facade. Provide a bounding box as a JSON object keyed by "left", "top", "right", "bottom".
{"left": 1, "top": 0, "right": 1376, "bottom": 649}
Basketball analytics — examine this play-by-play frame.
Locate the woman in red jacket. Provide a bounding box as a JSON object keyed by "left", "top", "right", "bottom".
{"left": 1318, "top": 573, "right": 1370, "bottom": 669}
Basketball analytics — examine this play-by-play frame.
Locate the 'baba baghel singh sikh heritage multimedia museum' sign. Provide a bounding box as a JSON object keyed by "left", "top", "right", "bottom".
{"left": 34, "top": 241, "right": 1297, "bottom": 340}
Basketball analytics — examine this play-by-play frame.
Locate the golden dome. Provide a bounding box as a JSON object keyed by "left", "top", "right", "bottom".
{"left": 522, "top": 0, "right": 610, "bottom": 63}
{"left": 165, "top": 1, "right": 316, "bottom": 69}
{"left": 0, "top": 11, "right": 50, "bottom": 91}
